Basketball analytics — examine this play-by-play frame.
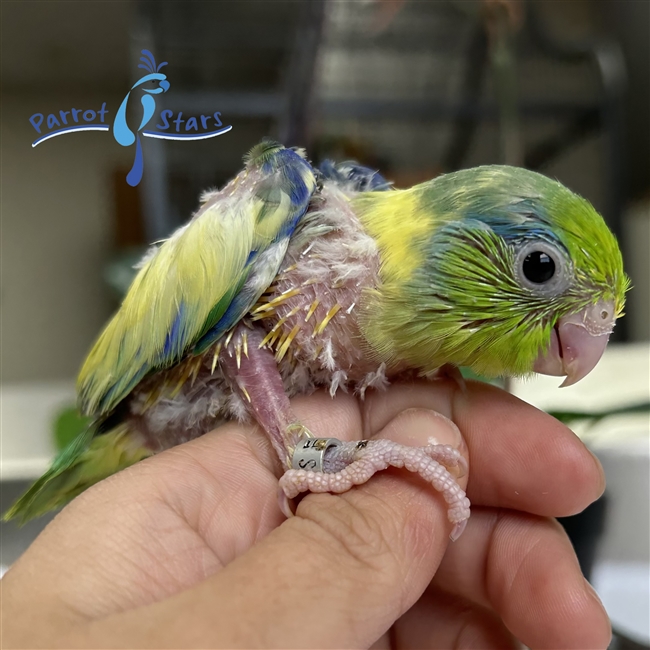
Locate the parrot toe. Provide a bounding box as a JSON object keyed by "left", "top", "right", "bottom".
{"left": 277, "top": 487, "right": 296, "bottom": 518}
{"left": 280, "top": 438, "right": 470, "bottom": 540}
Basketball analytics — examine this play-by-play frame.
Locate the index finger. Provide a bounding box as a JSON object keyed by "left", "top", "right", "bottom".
{"left": 363, "top": 379, "right": 605, "bottom": 517}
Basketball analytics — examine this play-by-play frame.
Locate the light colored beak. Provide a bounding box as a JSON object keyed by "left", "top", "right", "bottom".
{"left": 533, "top": 299, "right": 616, "bottom": 387}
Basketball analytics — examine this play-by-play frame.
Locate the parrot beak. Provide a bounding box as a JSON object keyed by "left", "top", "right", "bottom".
{"left": 533, "top": 299, "right": 616, "bottom": 387}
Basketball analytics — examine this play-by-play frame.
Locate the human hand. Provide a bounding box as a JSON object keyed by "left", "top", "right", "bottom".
{"left": 1, "top": 379, "right": 611, "bottom": 649}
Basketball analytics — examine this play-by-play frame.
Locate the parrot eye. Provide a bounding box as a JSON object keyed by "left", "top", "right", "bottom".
{"left": 514, "top": 241, "right": 571, "bottom": 296}
{"left": 522, "top": 251, "right": 555, "bottom": 283}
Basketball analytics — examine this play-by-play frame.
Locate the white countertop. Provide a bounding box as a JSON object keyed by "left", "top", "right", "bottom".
{"left": 1, "top": 380, "right": 74, "bottom": 480}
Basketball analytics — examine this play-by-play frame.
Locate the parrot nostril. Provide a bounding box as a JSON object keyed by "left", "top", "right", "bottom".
{"left": 601, "top": 310, "right": 608, "bottom": 319}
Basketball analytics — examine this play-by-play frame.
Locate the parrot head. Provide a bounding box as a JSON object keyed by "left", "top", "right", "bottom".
{"left": 357, "top": 166, "right": 628, "bottom": 385}
{"left": 132, "top": 72, "right": 170, "bottom": 94}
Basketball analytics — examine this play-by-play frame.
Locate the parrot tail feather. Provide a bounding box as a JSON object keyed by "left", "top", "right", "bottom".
{"left": 3, "top": 424, "right": 151, "bottom": 524}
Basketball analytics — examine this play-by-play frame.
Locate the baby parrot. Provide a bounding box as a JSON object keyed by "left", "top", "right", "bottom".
{"left": 6, "top": 141, "right": 628, "bottom": 539}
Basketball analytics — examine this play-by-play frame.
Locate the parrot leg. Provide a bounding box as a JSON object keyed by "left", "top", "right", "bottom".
{"left": 219, "top": 325, "right": 470, "bottom": 539}
{"left": 218, "top": 325, "right": 309, "bottom": 469}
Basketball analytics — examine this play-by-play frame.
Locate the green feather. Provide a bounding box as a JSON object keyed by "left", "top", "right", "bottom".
{"left": 3, "top": 425, "right": 151, "bottom": 523}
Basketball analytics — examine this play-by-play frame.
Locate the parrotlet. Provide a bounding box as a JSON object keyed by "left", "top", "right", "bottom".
{"left": 6, "top": 141, "right": 628, "bottom": 539}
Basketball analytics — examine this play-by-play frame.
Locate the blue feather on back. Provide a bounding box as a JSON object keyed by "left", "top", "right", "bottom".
{"left": 319, "top": 160, "right": 392, "bottom": 192}
{"left": 163, "top": 306, "right": 185, "bottom": 357}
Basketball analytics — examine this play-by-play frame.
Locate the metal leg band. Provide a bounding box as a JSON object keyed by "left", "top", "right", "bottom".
{"left": 291, "top": 437, "right": 342, "bottom": 472}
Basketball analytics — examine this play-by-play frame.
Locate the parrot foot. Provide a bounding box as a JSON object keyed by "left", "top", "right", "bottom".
{"left": 279, "top": 438, "right": 470, "bottom": 540}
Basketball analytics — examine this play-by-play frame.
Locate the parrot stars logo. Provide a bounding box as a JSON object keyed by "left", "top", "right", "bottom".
{"left": 28, "top": 49, "right": 232, "bottom": 186}
{"left": 114, "top": 50, "right": 171, "bottom": 186}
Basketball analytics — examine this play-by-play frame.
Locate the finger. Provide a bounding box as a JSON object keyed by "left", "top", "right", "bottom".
{"left": 364, "top": 379, "right": 605, "bottom": 516}
{"left": 73, "top": 408, "right": 469, "bottom": 648}
{"left": 431, "top": 507, "right": 612, "bottom": 650}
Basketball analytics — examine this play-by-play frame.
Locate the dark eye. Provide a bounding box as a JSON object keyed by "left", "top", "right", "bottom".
{"left": 514, "top": 241, "right": 571, "bottom": 296}
{"left": 522, "top": 251, "right": 555, "bottom": 283}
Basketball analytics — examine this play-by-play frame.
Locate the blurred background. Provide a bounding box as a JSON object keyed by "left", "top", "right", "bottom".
{"left": 1, "top": 1, "right": 648, "bottom": 646}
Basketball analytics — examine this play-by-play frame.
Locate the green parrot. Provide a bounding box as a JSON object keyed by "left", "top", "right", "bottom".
{"left": 5, "top": 141, "right": 628, "bottom": 540}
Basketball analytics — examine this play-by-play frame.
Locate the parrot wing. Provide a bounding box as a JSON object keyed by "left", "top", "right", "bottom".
{"left": 77, "top": 142, "right": 317, "bottom": 417}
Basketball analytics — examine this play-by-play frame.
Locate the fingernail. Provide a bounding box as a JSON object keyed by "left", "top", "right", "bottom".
{"left": 380, "top": 408, "right": 464, "bottom": 449}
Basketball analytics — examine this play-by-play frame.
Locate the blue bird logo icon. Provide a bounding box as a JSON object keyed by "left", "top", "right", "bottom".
{"left": 113, "top": 50, "right": 170, "bottom": 186}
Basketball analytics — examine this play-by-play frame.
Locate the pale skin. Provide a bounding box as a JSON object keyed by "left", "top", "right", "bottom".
{"left": 1, "top": 379, "right": 611, "bottom": 649}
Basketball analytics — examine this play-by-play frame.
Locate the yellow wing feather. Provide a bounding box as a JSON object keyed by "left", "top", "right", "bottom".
{"left": 77, "top": 143, "right": 316, "bottom": 417}
{"left": 77, "top": 196, "right": 255, "bottom": 415}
